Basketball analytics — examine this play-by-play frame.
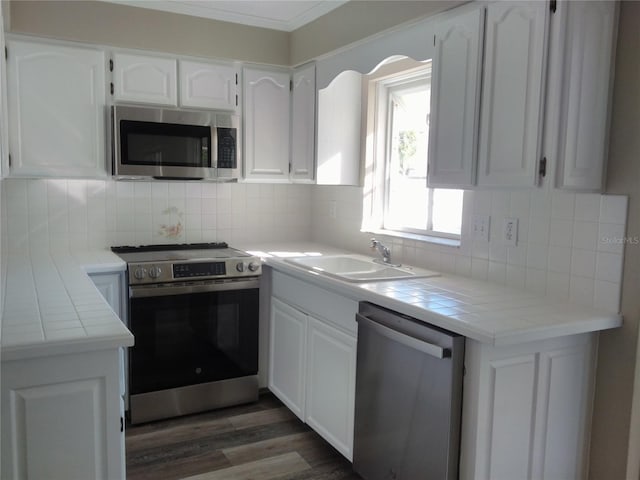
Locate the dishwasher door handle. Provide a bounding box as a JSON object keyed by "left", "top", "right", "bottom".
{"left": 356, "top": 313, "right": 450, "bottom": 359}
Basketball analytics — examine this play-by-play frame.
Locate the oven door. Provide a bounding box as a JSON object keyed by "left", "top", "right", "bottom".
{"left": 128, "top": 279, "right": 259, "bottom": 397}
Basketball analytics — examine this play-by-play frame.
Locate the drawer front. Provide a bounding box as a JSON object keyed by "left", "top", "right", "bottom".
{"left": 272, "top": 271, "right": 358, "bottom": 335}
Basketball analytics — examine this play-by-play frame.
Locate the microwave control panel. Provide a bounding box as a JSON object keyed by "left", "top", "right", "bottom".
{"left": 217, "top": 128, "right": 237, "bottom": 169}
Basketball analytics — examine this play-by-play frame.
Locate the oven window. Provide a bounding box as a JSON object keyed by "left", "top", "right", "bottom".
{"left": 128, "top": 288, "right": 258, "bottom": 395}
{"left": 121, "top": 120, "right": 211, "bottom": 168}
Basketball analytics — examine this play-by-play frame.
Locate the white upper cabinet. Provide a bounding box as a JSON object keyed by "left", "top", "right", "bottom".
{"left": 555, "top": 0, "right": 618, "bottom": 191}
{"left": 477, "top": 2, "right": 549, "bottom": 188}
{"left": 179, "top": 59, "right": 238, "bottom": 111}
{"left": 316, "top": 70, "right": 362, "bottom": 186}
{"left": 428, "top": 6, "right": 484, "bottom": 188}
{"left": 112, "top": 52, "right": 177, "bottom": 106}
{"left": 290, "top": 64, "right": 316, "bottom": 183}
{"left": 243, "top": 66, "right": 291, "bottom": 181}
{"left": 7, "top": 39, "right": 106, "bottom": 177}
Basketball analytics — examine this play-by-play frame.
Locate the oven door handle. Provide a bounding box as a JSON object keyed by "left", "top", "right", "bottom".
{"left": 130, "top": 278, "right": 260, "bottom": 298}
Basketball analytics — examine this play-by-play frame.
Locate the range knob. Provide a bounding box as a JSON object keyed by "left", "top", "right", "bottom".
{"left": 236, "top": 262, "right": 245, "bottom": 273}
{"left": 133, "top": 267, "right": 147, "bottom": 280}
{"left": 248, "top": 262, "right": 260, "bottom": 272}
{"left": 148, "top": 266, "right": 162, "bottom": 279}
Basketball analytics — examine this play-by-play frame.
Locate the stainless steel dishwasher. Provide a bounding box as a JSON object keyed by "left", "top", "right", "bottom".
{"left": 353, "top": 302, "right": 465, "bottom": 480}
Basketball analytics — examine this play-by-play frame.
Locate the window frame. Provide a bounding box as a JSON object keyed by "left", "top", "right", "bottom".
{"left": 363, "top": 61, "right": 462, "bottom": 242}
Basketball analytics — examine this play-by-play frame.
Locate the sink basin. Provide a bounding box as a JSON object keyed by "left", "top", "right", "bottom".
{"left": 285, "top": 255, "right": 440, "bottom": 282}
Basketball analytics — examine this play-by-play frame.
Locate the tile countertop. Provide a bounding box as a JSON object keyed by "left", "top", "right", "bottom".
{"left": 1, "top": 250, "right": 133, "bottom": 361}
{"left": 241, "top": 242, "right": 623, "bottom": 346}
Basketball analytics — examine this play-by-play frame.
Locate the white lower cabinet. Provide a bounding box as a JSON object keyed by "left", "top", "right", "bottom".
{"left": 305, "top": 316, "right": 356, "bottom": 460}
{"left": 460, "top": 333, "right": 597, "bottom": 480}
{"left": 1, "top": 348, "right": 125, "bottom": 480}
{"left": 269, "top": 297, "right": 307, "bottom": 420}
{"left": 269, "top": 271, "right": 358, "bottom": 460}
{"left": 269, "top": 271, "right": 597, "bottom": 475}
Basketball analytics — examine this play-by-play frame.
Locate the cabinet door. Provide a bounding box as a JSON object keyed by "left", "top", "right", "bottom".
{"left": 179, "top": 60, "right": 237, "bottom": 110}
{"left": 316, "top": 70, "right": 362, "bottom": 185}
{"left": 269, "top": 297, "right": 307, "bottom": 420}
{"left": 306, "top": 316, "right": 357, "bottom": 461}
{"left": 477, "top": 2, "right": 549, "bottom": 187}
{"left": 243, "top": 67, "right": 291, "bottom": 181}
{"left": 555, "top": 0, "right": 617, "bottom": 191}
{"left": 112, "top": 52, "right": 177, "bottom": 106}
{"left": 89, "top": 272, "right": 123, "bottom": 320}
{"left": 428, "top": 7, "right": 483, "bottom": 188}
{"left": 7, "top": 40, "right": 106, "bottom": 177}
{"left": 460, "top": 335, "right": 596, "bottom": 480}
{"left": 291, "top": 64, "right": 316, "bottom": 183}
{"left": 1, "top": 349, "right": 124, "bottom": 480}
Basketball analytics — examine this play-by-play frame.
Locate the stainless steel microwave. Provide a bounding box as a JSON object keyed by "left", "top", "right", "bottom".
{"left": 111, "top": 105, "right": 240, "bottom": 180}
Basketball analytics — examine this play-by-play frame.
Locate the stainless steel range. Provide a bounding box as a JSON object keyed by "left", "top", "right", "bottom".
{"left": 112, "top": 243, "right": 262, "bottom": 424}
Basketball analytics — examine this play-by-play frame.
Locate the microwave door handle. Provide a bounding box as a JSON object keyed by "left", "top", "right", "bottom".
{"left": 211, "top": 126, "right": 218, "bottom": 169}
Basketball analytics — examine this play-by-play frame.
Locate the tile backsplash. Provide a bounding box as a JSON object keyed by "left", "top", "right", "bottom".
{"left": 312, "top": 186, "right": 628, "bottom": 313}
{"left": 1, "top": 179, "right": 313, "bottom": 251}
{"left": 1, "top": 178, "right": 629, "bottom": 313}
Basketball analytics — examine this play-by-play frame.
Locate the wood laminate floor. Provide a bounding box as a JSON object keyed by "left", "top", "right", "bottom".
{"left": 126, "top": 392, "right": 362, "bottom": 480}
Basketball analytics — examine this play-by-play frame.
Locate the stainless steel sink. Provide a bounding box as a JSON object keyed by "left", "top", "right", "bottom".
{"left": 285, "top": 254, "right": 440, "bottom": 282}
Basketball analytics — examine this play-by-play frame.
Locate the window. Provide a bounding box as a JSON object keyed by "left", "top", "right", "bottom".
{"left": 363, "top": 60, "right": 463, "bottom": 242}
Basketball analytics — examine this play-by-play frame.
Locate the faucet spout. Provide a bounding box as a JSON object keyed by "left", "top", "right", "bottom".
{"left": 370, "top": 238, "right": 393, "bottom": 264}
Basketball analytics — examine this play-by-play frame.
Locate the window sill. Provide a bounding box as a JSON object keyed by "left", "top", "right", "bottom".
{"left": 363, "top": 228, "right": 461, "bottom": 248}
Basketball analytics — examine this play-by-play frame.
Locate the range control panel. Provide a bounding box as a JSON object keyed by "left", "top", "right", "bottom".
{"left": 128, "top": 258, "right": 261, "bottom": 285}
{"left": 174, "top": 261, "right": 226, "bottom": 278}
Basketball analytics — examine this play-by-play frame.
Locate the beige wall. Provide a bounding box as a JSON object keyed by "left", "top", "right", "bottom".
{"left": 290, "top": 0, "right": 465, "bottom": 65}
{"left": 7, "top": 0, "right": 289, "bottom": 65}
{"left": 7, "top": 0, "right": 466, "bottom": 67}
{"left": 591, "top": 2, "right": 640, "bottom": 479}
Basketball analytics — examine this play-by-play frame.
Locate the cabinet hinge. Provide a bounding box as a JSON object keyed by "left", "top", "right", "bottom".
{"left": 290, "top": 80, "right": 293, "bottom": 92}
{"left": 550, "top": 0, "right": 557, "bottom": 13}
{"left": 433, "top": 34, "right": 436, "bottom": 47}
{"left": 120, "top": 416, "right": 124, "bottom": 433}
{"left": 539, "top": 157, "right": 547, "bottom": 179}
{"left": 235, "top": 73, "right": 238, "bottom": 85}
{"left": 235, "top": 94, "right": 238, "bottom": 107}
{"left": 288, "top": 162, "right": 292, "bottom": 174}
{"left": 4, "top": 47, "right": 6, "bottom": 60}
{"left": 8, "top": 153, "right": 11, "bottom": 167}
{"left": 109, "top": 59, "right": 113, "bottom": 72}
{"left": 110, "top": 82, "right": 114, "bottom": 95}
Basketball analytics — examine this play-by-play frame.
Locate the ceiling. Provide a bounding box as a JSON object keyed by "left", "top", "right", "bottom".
{"left": 102, "top": 0, "right": 349, "bottom": 32}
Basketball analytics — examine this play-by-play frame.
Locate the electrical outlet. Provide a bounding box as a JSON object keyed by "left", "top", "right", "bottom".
{"left": 472, "top": 214, "right": 490, "bottom": 242}
{"left": 329, "top": 200, "right": 337, "bottom": 219}
{"left": 503, "top": 217, "right": 518, "bottom": 246}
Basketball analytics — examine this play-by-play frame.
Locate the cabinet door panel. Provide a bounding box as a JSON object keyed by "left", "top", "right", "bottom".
{"left": 291, "top": 64, "right": 316, "bottom": 182}
{"left": 428, "top": 7, "right": 483, "bottom": 188}
{"left": 536, "top": 347, "right": 592, "bottom": 479}
{"left": 7, "top": 41, "right": 106, "bottom": 177}
{"left": 478, "top": 2, "right": 548, "bottom": 187}
{"left": 306, "top": 316, "right": 356, "bottom": 461}
{"left": 269, "top": 297, "right": 306, "bottom": 419}
{"left": 243, "top": 67, "right": 290, "bottom": 180}
{"left": 486, "top": 355, "right": 537, "bottom": 479}
{"left": 12, "top": 379, "right": 106, "bottom": 479}
{"left": 113, "top": 53, "right": 177, "bottom": 106}
{"left": 316, "top": 70, "right": 361, "bottom": 185}
{"left": 179, "top": 60, "right": 237, "bottom": 110}
{"left": 556, "top": 1, "right": 617, "bottom": 191}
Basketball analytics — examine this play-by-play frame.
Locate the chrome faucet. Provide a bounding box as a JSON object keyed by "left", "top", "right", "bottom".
{"left": 370, "top": 238, "right": 393, "bottom": 265}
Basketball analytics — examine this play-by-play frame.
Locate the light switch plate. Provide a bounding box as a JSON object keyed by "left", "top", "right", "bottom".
{"left": 503, "top": 217, "right": 518, "bottom": 246}
{"left": 472, "top": 214, "right": 490, "bottom": 242}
